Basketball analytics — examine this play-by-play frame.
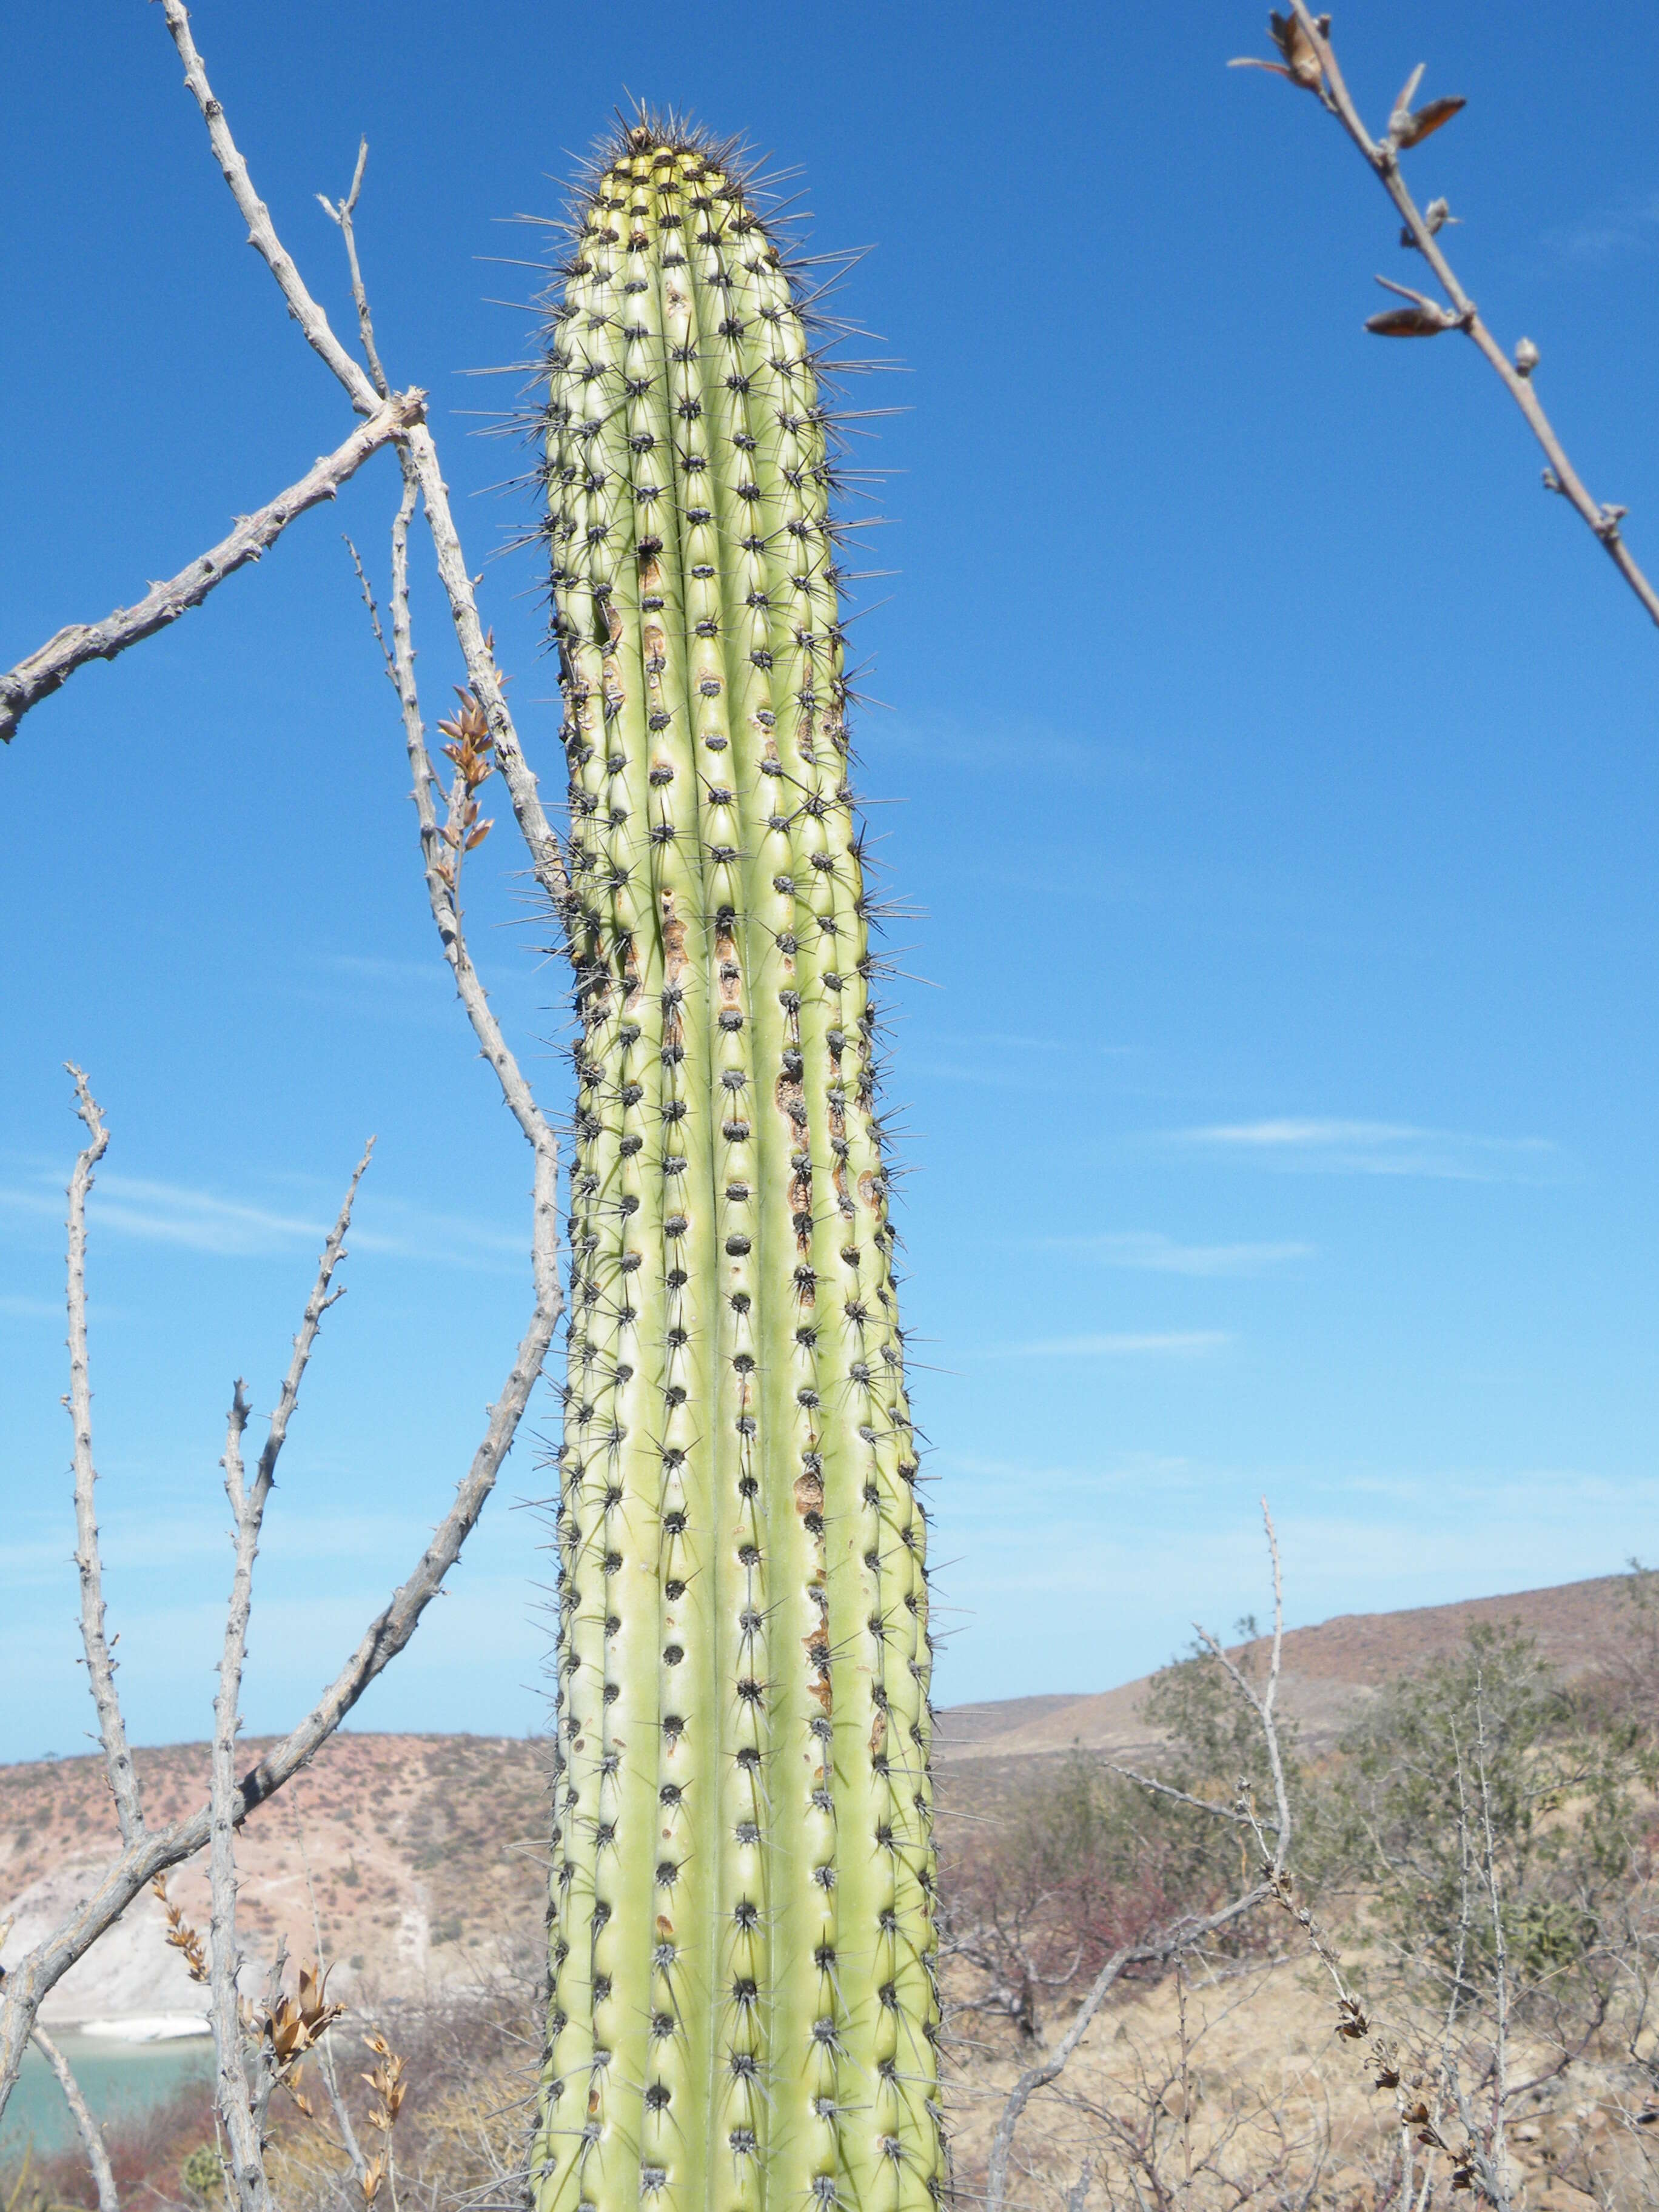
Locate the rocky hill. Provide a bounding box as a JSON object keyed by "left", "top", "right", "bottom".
{"left": 1, "top": 1572, "right": 1638, "bottom": 2030}
{"left": 1, "top": 1734, "right": 549, "bottom": 2029}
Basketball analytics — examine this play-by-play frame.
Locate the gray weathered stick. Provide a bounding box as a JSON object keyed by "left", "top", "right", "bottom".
{"left": 0, "top": 394, "right": 422, "bottom": 742}
{"left": 206, "top": 1157, "right": 366, "bottom": 2212}
{"left": 348, "top": 495, "right": 561, "bottom": 1307}
{"left": 207, "top": 1384, "right": 276, "bottom": 2212}
{"left": 63, "top": 1068, "right": 144, "bottom": 1845}
{"left": 157, "top": 1, "right": 381, "bottom": 415}
{"left": 983, "top": 1887, "right": 1273, "bottom": 2212}
{"left": 30, "top": 2026, "right": 119, "bottom": 2212}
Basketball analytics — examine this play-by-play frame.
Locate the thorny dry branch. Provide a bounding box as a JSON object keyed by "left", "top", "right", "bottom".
{"left": 0, "top": 0, "right": 569, "bottom": 2168}
{"left": 1233, "top": 4, "right": 1659, "bottom": 631}
{"left": 208, "top": 1160, "right": 367, "bottom": 2212}
{"left": 62, "top": 1070, "right": 141, "bottom": 1848}
{"left": 0, "top": 394, "right": 424, "bottom": 743}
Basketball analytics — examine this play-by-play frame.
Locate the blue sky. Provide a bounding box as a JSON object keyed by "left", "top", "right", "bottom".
{"left": 3, "top": 1, "right": 1658, "bottom": 1764}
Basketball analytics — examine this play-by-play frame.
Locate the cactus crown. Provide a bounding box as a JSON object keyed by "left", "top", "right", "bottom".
{"left": 531, "top": 120, "right": 942, "bottom": 2212}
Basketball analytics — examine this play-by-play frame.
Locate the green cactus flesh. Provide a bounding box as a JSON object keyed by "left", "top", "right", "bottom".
{"left": 529, "top": 129, "right": 942, "bottom": 2211}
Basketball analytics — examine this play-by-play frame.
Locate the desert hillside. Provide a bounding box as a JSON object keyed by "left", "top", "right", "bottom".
{"left": 0, "top": 1734, "right": 549, "bottom": 2027}
{"left": 0, "top": 1570, "right": 1634, "bottom": 2026}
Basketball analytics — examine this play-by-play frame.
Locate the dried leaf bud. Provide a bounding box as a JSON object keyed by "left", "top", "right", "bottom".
{"left": 1392, "top": 94, "right": 1467, "bottom": 150}
{"left": 1228, "top": 9, "right": 1322, "bottom": 89}
{"left": 1364, "top": 304, "right": 1451, "bottom": 337}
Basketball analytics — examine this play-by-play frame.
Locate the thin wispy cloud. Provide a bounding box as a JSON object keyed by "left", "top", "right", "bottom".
{"left": 0, "top": 1292, "right": 59, "bottom": 1319}
{"left": 318, "top": 954, "right": 449, "bottom": 988}
{"left": 0, "top": 1167, "right": 522, "bottom": 1266}
{"left": 95, "top": 1175, "right": 327, "bottom": 1255}
{"left": 998, "top": 1330, "right": 1232, "bottom": 1358}
{"left": 1172, "top": 1118, "right": 1558, "bottom": 1183}
{"left": 1540, "top": 193, "right": 1659, "bottom": 270}
{"left": 914, "top": 1031, "right": 1134, "bottom": 1089}
{"left": 886, "top": 715, "right": 1153, "bottom": 784}
{"left": 1051, "top": 1230, "right": 1311, "bottom": 1276}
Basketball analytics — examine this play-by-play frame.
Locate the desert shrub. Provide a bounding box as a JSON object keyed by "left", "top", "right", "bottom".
{"left": 1322, "top": 1622, "right": 1654, "bottom": 2067}
{"left": 939, "top": 1630, "right": 1300, "bottom": 2045}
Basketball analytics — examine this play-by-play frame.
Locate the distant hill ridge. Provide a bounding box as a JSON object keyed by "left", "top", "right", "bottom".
{"left": 0, "top": 1573, "right": 1635, "bottom": 2024}
{"left": 933, "top": 1570, "right": 1637, "bottom": 1767}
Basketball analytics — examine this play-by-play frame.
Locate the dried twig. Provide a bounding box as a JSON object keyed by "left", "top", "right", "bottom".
{"left": 63, "top": 1068, "right": 143, "bottom": 1845}
{"left": 984, "top": 1887, "right": 1274, "bottom": 2211}
{"left": 207, "top": 1156, "right": 367, "bottom": 2212}
{"left": 158, "top": 2, "right": 571, "bottom": 915}
{"left": 1233, "top": 4, "right": 1659, "bottom": 630}
{"left": 156, "top": 1, "right": 380, "bottom": 416}
{"left": 0, "top": 394, "right": 423, "bottom": 742}
{"left": 29, "top": 2026, "right": 119, "bottom": 2212}
{"left": 1101, "top": 1766, "right": 1279, "bottom": 1832}
{"left": 347, "top": 507, "right": 560, "bottom": 1308}
{"left": 290, "top": 1815, "right": 375, "bottom": 2191}
{"left": 318, "top": 141, "right": 391, "bottom": 401}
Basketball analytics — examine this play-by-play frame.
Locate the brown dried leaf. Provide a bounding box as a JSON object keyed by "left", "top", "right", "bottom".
{"left": 1396, "top": 96, "right": 1466, "bottom": 149}
{"left": 1364, "top": 305, "right": 1450, "bottom": 337}
{"left": 464, "top": 820, "right": 493, "bottom": 851}
{"left": 1267, "top": 9, "right": 1323, "bottom": 87}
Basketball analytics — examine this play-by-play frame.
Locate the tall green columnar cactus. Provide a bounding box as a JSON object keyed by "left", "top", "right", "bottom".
{"left": 530, "top": 122, "right": 943, "bottom": 2212}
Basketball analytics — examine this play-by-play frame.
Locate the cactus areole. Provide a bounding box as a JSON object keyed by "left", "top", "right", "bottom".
{"left": 530, "top": 123, "right": 943, "bottom": 2211}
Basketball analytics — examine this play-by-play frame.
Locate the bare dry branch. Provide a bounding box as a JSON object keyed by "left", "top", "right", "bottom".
{"left": 984, "top": 1885, "right": 1273, "bottom": 2212}
{"left": 62, "top": 1067, "right": 143, "bottom": 1845}
{"left": 0, "top": 394, "right": 422, "bottom": 743}
{"left": 0, "top": 6, "right": 568, "bottom": 2162}
{"left": 159, "top": 5, "right": 572, "bottom": 917}
{"left": 347, "top": 488, "right": 561, "bottom": 1310}
{"left": 29, "top": 2026, "right": 119, "bottom": 2212}
{"left": 156, "top": 1, "right": 381, "bottom": 415}
{"left": 1100, "top": 1765, "right": 1276, "bottom": 1832}
{"left": 1235, "top": 2, "right": 1659, "bottom": 631}
{"left": 208, "top": 1381, "right": 274, "bottom": 2212}
{"left": 318, "top": 141, "right": 391, "bottom": 401}
{"left": 399, "top": 423, "right": 573, "bottom": 916}
{"left": 208, "top": 1159, "right": 366, "bottom": 2212}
